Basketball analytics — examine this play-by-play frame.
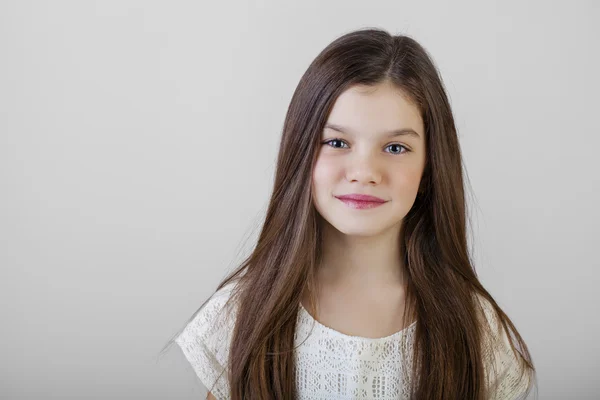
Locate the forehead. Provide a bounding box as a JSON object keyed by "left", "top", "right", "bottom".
{"left": 325, "top": 82, "right": 423, "bottom": 136}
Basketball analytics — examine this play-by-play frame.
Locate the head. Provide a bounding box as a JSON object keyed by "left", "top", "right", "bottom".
{"left": 312, "top": 79, "right": 426, "bottom": 239}
{"left": 164, "top": 27, "right": 535, "bottom": 399}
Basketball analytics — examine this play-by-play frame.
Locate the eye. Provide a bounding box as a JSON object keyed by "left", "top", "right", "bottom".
{"left": 321, "top": 138, "right": 410, "bottom": 155}
{"left": 322, "top": 138, "right": 349, "bottom": 149}
{"left": 385, "top": 143, "right": 410, "bottom": 155}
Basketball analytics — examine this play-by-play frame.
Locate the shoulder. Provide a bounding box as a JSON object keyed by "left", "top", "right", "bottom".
{"left": 473, "top": 292, "right": 533, "bottom": 400}
{"left": 175, "top": 280, "right": 240, "bottom": 399}
{"left": 177, "top": 280, "right": 239, "bottom": 356}
{"left": 473, "top": 292, "right": 502, "bottom": 335}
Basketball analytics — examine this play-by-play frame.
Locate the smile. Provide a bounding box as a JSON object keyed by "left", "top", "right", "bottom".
{"left": 336, "top": 198, "right": 387, "bottom": 210}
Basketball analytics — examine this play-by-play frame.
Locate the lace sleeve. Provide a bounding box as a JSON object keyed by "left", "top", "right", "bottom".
{"left": 175, "top": 284, "right": 237, "bottom": 400}
{"left": 477, "top": 294, "right": 532, "bottom": 400}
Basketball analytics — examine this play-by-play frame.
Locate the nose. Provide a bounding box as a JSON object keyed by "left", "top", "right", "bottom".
{"left": 345, "top": 151, "right": 382, "bottom": 185}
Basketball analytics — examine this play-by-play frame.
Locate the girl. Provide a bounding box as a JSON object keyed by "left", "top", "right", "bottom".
{"left": 163, "top": 28, "right": 537, "bottom": 399}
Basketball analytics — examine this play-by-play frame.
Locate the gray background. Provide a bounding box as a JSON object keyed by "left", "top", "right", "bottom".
{"left": 1, "top": 1, "right": 598, "bottom": 399}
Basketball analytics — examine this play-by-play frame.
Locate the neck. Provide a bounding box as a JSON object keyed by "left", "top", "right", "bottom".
{"left": 316, "top": 220, "right": 406, "bottom": 290}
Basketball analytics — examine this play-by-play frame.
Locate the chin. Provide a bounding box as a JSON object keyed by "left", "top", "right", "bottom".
{"left": 326, "top": 217, "right": 397, "bottom": 237}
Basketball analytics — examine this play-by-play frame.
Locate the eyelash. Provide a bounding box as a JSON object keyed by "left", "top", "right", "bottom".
{"left": 321, "top": 138, "right": 411, "bottom": 155}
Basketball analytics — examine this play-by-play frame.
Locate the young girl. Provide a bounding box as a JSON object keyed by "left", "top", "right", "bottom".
{"left": 164, "top": 28, "right": 536, "bottom": 400}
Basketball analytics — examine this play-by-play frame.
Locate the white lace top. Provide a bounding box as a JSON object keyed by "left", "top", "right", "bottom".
{"left": 175, "top": 282, "right": 531, "bottom": 399}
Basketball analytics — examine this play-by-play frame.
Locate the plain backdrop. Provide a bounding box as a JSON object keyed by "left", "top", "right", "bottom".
{"left": 1, "top": 1, "right": 599, "bottom": 399}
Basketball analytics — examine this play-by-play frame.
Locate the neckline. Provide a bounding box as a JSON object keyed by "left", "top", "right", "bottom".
{"left": 298, "top": 302, "right": 416, "bottom": 342}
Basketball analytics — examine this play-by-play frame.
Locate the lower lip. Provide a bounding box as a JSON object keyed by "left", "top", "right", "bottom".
{"left": 337, "top": 198, "right": 387, "bottom": 209}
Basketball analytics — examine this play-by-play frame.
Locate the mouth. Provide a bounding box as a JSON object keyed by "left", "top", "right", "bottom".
{"left": 334, "top": 194, "right": 388, "bottom": 210}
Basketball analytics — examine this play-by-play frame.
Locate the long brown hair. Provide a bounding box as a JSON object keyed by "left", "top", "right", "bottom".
{"left": 161, "top": 27, "right": 536, "bottom": 399}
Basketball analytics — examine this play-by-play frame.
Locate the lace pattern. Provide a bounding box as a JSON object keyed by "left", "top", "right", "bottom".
{"left": 175, "top": 283, "right": 530, "bottom": 400}
{"left": 294, "top": 303, "right": 416, "bottom": 399}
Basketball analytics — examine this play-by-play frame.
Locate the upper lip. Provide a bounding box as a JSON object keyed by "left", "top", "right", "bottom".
{"left": 335, "top": 193, "right": 387, "bottom": 203}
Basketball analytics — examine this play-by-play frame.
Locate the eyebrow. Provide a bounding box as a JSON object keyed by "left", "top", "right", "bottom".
{"left": 324, "top": 123, "right": 421, "bottom": 139}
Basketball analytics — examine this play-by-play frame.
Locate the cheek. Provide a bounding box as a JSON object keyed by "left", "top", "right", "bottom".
{"left": 390, "top": 163, "right": 424, "bottom": 192}
{"left": 312, "top": 156, "right": 341, "bottom": 191}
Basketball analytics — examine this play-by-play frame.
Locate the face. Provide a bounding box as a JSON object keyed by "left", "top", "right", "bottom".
{"left": 311, "top": 80, "right": 426, "bottom": 237}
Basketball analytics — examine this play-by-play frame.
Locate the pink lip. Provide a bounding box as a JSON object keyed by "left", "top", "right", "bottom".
{"left": 335, "top": 193, "right": 388, "bottom": 210}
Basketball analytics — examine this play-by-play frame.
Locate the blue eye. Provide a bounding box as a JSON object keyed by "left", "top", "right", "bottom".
{"left": 321, "top": 138, "right": 410, "bottom": 155}
{"left": 323, "top": 138, "right": 348, "bottom": 149}
{"left": 385, "top": 143, "right": 409, "bottom": 155}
